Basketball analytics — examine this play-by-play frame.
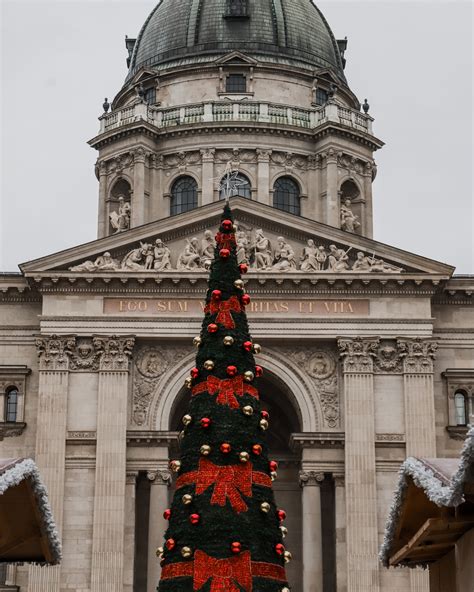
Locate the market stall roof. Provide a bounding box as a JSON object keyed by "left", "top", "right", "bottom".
{"left": 0, "top": 458, "right": 61, "bottom": 565}
{"left": 380, "top": 428, "right": 474, "bottom": 568}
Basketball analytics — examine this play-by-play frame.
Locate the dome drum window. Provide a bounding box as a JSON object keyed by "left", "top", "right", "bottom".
{"left": 273, "top": 177, "right": 301, "bottom": 216}
{"left": 226, "top": 74, "right": 247, "bottom": 94}
{"left": 219, "top": 173, "right": 252, "bottom": 200}
{"left": 224, "top": 0, "right": 249, "bottom": 19}
{"left": 170, "top": 176, "right": 198, "bottom": 216}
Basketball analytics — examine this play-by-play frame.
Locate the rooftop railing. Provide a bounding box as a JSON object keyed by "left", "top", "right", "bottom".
{"left": 99, "top": 100, "right": 374, "bottom": 135}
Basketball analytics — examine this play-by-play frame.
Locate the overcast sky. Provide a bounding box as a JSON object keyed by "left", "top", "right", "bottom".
{"left": 1, "top": 0, "right": 473, "bottom": 273}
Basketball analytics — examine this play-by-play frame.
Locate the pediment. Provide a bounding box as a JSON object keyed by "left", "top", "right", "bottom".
{"left": 215, "top": 51, "right": 259, "bottom": 66}
{"left": 20, "top": 198, "right": 454, "bottom": 278}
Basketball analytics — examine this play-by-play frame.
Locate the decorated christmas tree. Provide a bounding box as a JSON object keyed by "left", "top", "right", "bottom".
{"left": 157, "top": 203, "right": 290, "bottom": 591}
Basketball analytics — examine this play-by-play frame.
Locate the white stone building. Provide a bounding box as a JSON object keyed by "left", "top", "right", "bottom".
{"left": 0, "top": 1, "right": 473, "bottom": 591}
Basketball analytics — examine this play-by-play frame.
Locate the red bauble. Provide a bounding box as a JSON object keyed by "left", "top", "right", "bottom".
{"left": 191, "top": 367, "right": 199, "bottom": 379}
{"left": 163, "top": 509, "right": 172, "bottom": 520}
{"left": 269, "top": 460, "right": 279, "bottom": 472}
{"left": 211, "top": 289, "right": 222, "bottom": 301}
{"left": 239, "top": 263, "right": 249, "bottom": 274}
{"left": 207, "top": 323, "right": 218, "bottom": 334}
{"left": 252, "top": 444, "right": 262, "bottom": 455}
{"left": 220, "top": 442, "right": 232, "bottom": 454}
{"left": 222, "top": 219, "right": 233, "bottom": 231}
{"left": 220, "top": 248, "right": 230, "bottom": 259}
{"left": 255, "top": 365, "right": 263, "bottom": 377}
{"left": 243, "top": 341, "right": 253, "bottom": 352}
{"left": 275, "top": 543, "right": 286, "bottom": 556}
{"left": 226, "top": 365, "right": 238, "bottom": 377}
{"left": 200, "top": 417, "right": 211, "bottom": 429}
{"left": 277, "top": 509, "right": 287, "bottom": 522}
{"left": 231, "top": 542, "right": 242, "bottom": 554}
{"left": 261, "top": 410, "right": 270, "bottom": 420}
{"left": 241, "top": 294, "right": 251, "bottom": 305}
{"left": 189, "top": 513, "right": 200, "bottom": 525}
{"left": 166, "top": 538, "right": 176, "bottom": 551}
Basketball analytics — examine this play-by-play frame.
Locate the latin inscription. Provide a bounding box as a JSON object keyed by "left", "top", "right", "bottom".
{"left": 104, "top": 298, "right": 369, "bottom": 317}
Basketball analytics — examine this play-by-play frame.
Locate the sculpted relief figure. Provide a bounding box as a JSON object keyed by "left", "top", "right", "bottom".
{"left": 70, "top": 252, "right": 120, "bottom": 272}
{"left": 273, "top": 237, "right": 297, "bottom": 271}
{"left": 340, "top": 199, "right": 360, "bottom": 233}
{"left": 351, "top": 251, "right": 403, "bottom": 273}
{"left": 177, "top": 238, "right": 201, "bottom": 270}
{"left": 251, "top": 229, "right": 273, "bottom": 270}
{"left": 153, "top": 239, "right": 172, "bottom": 271}
{"left": 300, "top": 240, "right": 327, "bottom": 272}
{"left": 200, "top": 230, "right": 215, "bottom": 269}
{"left": 328, "top": 245, "right": 350, "bottom": 272}
{"left": 109, "top": 197, "right": 131, "bottom": 233}
{"left": 121, "top": 242, "right": 150, "bottom": 270}
{"left": 236, "top": 230, "right": 250, "bottom": 265}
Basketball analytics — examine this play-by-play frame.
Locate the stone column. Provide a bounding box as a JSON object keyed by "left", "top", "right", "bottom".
{"left": 90, "top": 336, "right": 135, "bottom": 592}
{"left": 28, "top": 335, "right": 76, "bottom": 592}
{"left": 257, "top": 149, "right": 271, "bottom": 205}
{"left": 334, "top": 474, "right": 347, "bottom": 592}
{"left": 97, "top": 160, "right": 108, "bottom": 238}
{"left": 325, "top": 149, "right": 340, "bottom": 227}
{"left": 363, "top": 162, "right": 374, "bottom": 238}
{"left": 398, "top": 338, "right": 437, "bottom": 592}
{"left": 147, "top": 469, "right": 172, "bottom": 592}
{"left": 124, "top": 472, "right": 138, "bottom": 592}
{"left": 132, "top": 148, "right": 147, "bottom": 227}
{"left": 338, "top": 337, "right": 380, "bottom": 592}
{"left": 299, "top": 470, "right": 324, "bottom": 592}
{"left": 200, "top": 148, "right": 216, "bottom": 205}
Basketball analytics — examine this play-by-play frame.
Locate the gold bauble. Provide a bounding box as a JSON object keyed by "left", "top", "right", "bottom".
{"left": 280, "top": 526, "right": 288, "bottom": 538}
{"left": 182, "top": 494, "right": 193, "bottom": 505}
{"left": 244, "top": 371, "right": 254, "bottom": 382}
{"left": 182, "top": 414, "right": 192, "bottom": 426}
{"left": 282, "top": 587, "right": 291, "bottom": 592}
{"left": 242, "top": 405, "right": 254, "bottom": 416}
{"left": 259, "top": 419, "right": 269, "bottom": 430}
{"left": 284, "top": 551, "right": 292, "bottom": 563}
{"left": 239, "top": 451, "right": 250, "bottom": 463}
{"left": 200, "top": 445, "right": 211, "bottom": 456}
{"left": 223, "top": 336, "right": 235, "bottom": 346}
{"left": 155, "top": 547, "right": 164, "bottom": 557}
{"left": 170, "top": 460, "right": 181, "bottom": 472}
{"left": 234, "top": 279, "right": 244, "bottom": 290}
{"left": 181, "top": 546, "right": 193, "bottom": 559}
{"left": 184, "top": 377, "right": 193, "bottom": 389}
{"left": 204, "top": 360, "right": 215, "bottom": 371}
{"left": 193, "top": 336, "right": 202, "bottom": 347}
{"left": 253, "top": 343, "right": 262, "bottom": 354}
{"left": 260, "top": 502, "right": 271, "bottom": 513}
{"left": 271, "top": 471, "right": 278, "bottom": 480}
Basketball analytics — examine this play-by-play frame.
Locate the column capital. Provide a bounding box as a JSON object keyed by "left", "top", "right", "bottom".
{"left": 36, "top": 334, "right": 76, "bottom": 371}
{"left": 333, "top": 473, "right": 345, "bottom": 487}
{"left": 200, "top": 147, "right": 216, "bottom": 161}
{"left": 126, "top": 471, "right": 139, "bottom": 485}
{"left": 338, "top": 337, "right": 379, "bottom": 373}
{"left": 147, "top": 468, "right": 172, "bottom": 485}
{"left": 256, "top": 148, "right": 272, "bottom": 162}
{"left": 132, "top": 147, "right": 148, "bottom": 164}
{"left": 299, "top": 470, "right": 325, "bottom": 487}
{"left": 397, "top": 338, "right": 438, "bottom": 374}
{"left": 93, "top": 335, "right": 135, "bottom": 372}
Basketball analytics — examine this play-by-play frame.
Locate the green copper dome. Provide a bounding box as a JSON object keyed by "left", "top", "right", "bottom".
{"left": 127, "top": 0, "right": 346, "bottom": 81}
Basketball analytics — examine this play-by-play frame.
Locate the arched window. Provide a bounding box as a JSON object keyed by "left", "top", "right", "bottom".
{"left": 170, "top": 176, "right": 198, "bottom": 216}
{"left": 454, "top": 391, "right": 468, "bottom": 426}
{"left": 219, "top": 173, "right": 251, "bottom": 200}
{"left": 5, "top": 386, "right": 18, "bottom": 423}
{"left": 273, "top": 177, "right": 301, "bottom": 216}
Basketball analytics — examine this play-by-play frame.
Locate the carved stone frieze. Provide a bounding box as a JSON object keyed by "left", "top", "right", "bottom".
{"left": 36, "top": 335, "right": 76, "bottom": 371}
{"left": 397, "top": 338, "right": 438, "bottom": 374}
{"left": 69, "top": 339, "right": 101, "bottom": 372}
{"left": 93, "top": 336, "right": 135, "bottom": 372}
{"left": 0, "top": 422, "right": 27, "bottom": 440}
{"left": 338, "top": 337, "right": 379, "bottom": 373}
{"left": 299, "top": 470, "right": 325, "bottom": 487}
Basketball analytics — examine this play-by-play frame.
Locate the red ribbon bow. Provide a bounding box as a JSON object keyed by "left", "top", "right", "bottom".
{"left": 192, "top": 375, "right": 258, "bottom": 409}
{"left": 215, "top": 232, "right": 236, "bottom": 250}
{"left": 205, "top": 296, "right": 242, "bottom": 329}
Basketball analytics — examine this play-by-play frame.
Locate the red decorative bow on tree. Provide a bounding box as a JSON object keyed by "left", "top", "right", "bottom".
{"left": 205, "top": 296, "right": 242, "bottom": 329}
{"left": 192, "top": 375, "right": 258, "bottom": 408}
{"left": 215, "top": 232, "right": 236, "bottom": 250}
{"left": 177, "top": 458, "right": 271, "bottom": 513}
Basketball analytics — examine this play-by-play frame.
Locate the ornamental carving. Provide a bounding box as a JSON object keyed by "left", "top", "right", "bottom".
{"left": 373, "top": 342, "right": 403, "bottom": 374}
{"left": 136, "top": 348, "right": 168, "bottom": 379}
{"left": 93, "top": 336, "right": 135, "bottom": 371}
{"left": 338, "top": 337, "right": 379, "bottom": 373}
{"left": 147, "top": 469, "right": 172, "bottom": 484}
{"left": 69, "top": 339, "right": 101, "bottom": 372}
{"left": 36, "top": 335, "right": 76, "bottom": 371}
{"left": 397, "top": 338, "right": 438, "bottom": 374}
{"left": 306, "top": 351, "right": 336, "bottom": 380}
{"left": 299, "top": 471, "right": 325, "bottom": 487}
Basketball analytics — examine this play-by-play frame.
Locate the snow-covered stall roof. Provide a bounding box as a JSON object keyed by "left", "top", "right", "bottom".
{"left": 380, "top": 428, "right": 474, "bottom": 568}
{"left": 0, "top": 458, "right": 61, "bottom": 565}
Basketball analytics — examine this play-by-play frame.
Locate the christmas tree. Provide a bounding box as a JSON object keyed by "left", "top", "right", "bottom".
{"left": 158, "top": 203, "right": 290, "bottom": 591}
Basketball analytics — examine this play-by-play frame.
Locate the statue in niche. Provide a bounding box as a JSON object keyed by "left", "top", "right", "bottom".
{"left": 272, "top": 237, "right": 297, "bottom": 271}
{"left": 121, "top": 243, "right": 148, "bottom": 270}
{"left": 251, "top": 229, "right": 273, "bottom": 270}
{"left": 200, "top": 230, "right": 215, "bottom": 269}
{"left": 109, "top": 196, "right": 131, "bottom": 233}
{"left": 70, "top": 251, "right": 120, "bottom": 272}
{"left": 236, "top": 230, "right": 250, "bottom": 265}
{"left": 177, "top": 238, "right": 201, "bottom": 270}
{"left": 340, "top": 199, "right": 360, "bottom": 233}
{"left": 328, "top": 244, "right": 350, "bottom": 272}
{"left": 153, "top": 239, "right": 172, "bottom": 271}
{"left": 300, "top": 240, "right": 328, "bottom": 272}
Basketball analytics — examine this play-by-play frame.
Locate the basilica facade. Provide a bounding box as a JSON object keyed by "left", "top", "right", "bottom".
{"left": 0, "top": 1, "right": 473, "bottom": 591}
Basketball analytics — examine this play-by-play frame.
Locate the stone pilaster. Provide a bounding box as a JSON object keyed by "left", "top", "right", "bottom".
{"left": 90, "top": 336, "right": 135, "bottom": 592}
{"left": 200, "top": 148, "right": 215, "bottom": 205}
{"left": 257, "top": 149, "right": 271, "bottom": 206}
{"left": 124, "top": 472, "right": 138, "bottom": 592}
{"left": 334, "top": 474, "right": 347, "bottom": 592}
{"left": 338, "top": 337, "right": 380, "bottom": 592}
{"left": 299, "top": 470, "right": 324, "bottom": 592}
{"left": 97, "top": 160, "right": 108, "bottom": 238}
{"left": 325, "top": 149, "right": 339, "bottom": 227}
{"left": 147, "top": 469, "right": 172, "bottom": 592}
{"left": 28, "top": 335, "right": 76, "bottom": 591}
{"left": 307, "top": 154, "right": 322, "bottom": 221}
{"left": 363, "top": 162, "right": 374, "bottom": 238}
{"left": 132, "top": 148, "right": 147, "bottom": 227}
{"left": 150, "top": 155, "right": 165, "bottom": 221}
